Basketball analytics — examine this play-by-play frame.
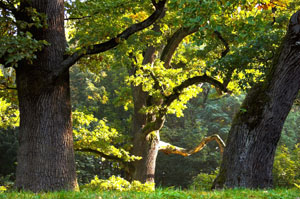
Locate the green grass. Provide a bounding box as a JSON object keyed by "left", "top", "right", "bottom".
{"left": 0, "top": 188, "right": 299, "bottom": 199}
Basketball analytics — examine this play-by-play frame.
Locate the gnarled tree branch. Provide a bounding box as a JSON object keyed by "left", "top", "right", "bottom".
{"left": 75, "top": 148, "right": 126, "bottom": 162}
{"left": 214, "top": 31, "right": 229, "bottom": 58}
{"left": 59, "top": 0, "right": 167, "bottom": 76}
{"left": 164, "top": 74, "right": 229, "bottom": 107}
{"left": 138, "top": 74, "right": 230, "bottom": 138}
{"left": 160, "top": 27, "right": 199, "bottom": 68}
{"left": 159, "top": 134, "right": 225, "bottom": 156}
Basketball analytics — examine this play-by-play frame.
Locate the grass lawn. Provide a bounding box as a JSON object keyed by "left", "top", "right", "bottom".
{"left": 0, "top": 188, "right": 299, "bottom": 199}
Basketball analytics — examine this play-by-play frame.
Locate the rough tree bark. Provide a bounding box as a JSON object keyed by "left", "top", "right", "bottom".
{"left": 130, "top": 130, "right": 160, "bottom": 183}
{"left": 1, "top": 0, "right": 167, "bottom": 192}
{"left": 15, "top": 0, "right": 78, "bottom": 191}
{"left": 213, "top": 11, "right": 300, "bottom": 189}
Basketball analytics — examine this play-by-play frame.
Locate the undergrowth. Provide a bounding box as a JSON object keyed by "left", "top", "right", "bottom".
{"left": 0, "top": 188, "right": 299, "bottom": 199}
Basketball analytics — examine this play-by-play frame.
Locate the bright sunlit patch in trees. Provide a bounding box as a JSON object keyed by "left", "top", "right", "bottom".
{"left": 72, "top": 110, "right": 140, "bottom": 163}
{"left": 0, "top": 98, "right": 19, "bottom": 129}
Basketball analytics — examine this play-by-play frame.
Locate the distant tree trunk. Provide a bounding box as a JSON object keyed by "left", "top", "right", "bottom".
{"left": 130, "top": 129, "right": 160, "bottom": 183}
{"left": 128, "top": 44, "right": 161, "bottom": 183}
{"left": 213, "top": 11, "right": 300, "bottom": 189}
{"left": 129, "top": 78, "right": 161, "bottom": 183}
{"left": 15, "top": 0, "right": 78, "bottom": 191}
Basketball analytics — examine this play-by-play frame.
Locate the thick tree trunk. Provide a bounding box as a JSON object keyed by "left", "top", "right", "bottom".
{"left": 15, "top": 68, "right": 77, "bottom": 191}
{"left": 129, "top": 81, "right": 160, "bottom": 183}
{"left": 213, "top": 11, "right": 300, "bottom": 189}
{"left": 10, "top": 0, "right": 167, "bottom": 191}
{"left": 130, "top": 130, "right": 160, "bottom": 183}
{"left": 15, "top": 0, "right": 78, "bottom": 191}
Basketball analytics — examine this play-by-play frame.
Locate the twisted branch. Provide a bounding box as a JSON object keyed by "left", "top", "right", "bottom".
{"left": 159, "top": 134, "right": 225, "bottom": 156}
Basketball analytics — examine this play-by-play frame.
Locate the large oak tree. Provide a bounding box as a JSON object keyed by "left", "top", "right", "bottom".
{"left": 213, "top": 10, "right": 300, "bottom": 189}
{"left": 0, "top": 0, "right": 166, "bottom": 192}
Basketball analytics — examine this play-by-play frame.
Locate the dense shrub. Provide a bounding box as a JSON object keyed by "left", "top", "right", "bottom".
{"left": 0, "top": 129, "right": 18, "bottom": 188}
{"left": 189, "top": 169, "right": 218, "bottom": 190}
{"left": 81, "top": 175, "right": 154, "bottom": 192}
{"left": 0, "top": 186, "right": 6, "bottom": 193}
{"left": 75, "top": 153, "right": 121, "bottom": 185}
{"left": 273, "top": 144, "right": 300, "bottom": 188}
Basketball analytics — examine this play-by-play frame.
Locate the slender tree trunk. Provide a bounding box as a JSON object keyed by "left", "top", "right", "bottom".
{"left": 15, "top": 0, "right": 78, "bottom": 191}
{"left": 213, "top": 11, "right": 300, "bottom": 189}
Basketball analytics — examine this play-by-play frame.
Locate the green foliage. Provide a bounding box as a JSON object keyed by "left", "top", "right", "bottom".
{"left": 280, "top": 106, "right": 300, "bottom": 148}
{"left": 70, "top": 65, "right": 134, "bottom": 186}
{"left": 0, "top": 98, "right": 19, "bottom": 129}
{"left": 81, "top": 175, "right": 154, "bottom": 192}
{"left": 66, "top": 0, "right": 151, "bottom": 49}
{"left": 67, "top": 0, "right": 298, "bottom": 123}
{"left": 127, "top": 60, "right": 204, "bottom": 117}
{"left": 73, "top": 110, "right": 139, "bottom": 162}
{"left": 75, "top": 154, "right": 120, "bottom": 185}
{"left": 0, "top": 189, "right": 300, "bottom": 199}
{"left": 0, "top": 67, "right": 18, "bottom": 108}
{"left": 67, "top": 4, "right": 300, "bottom": 191}
{"left": 0, "top": 129, "right": 17, "bottom": 187}
{"left": 273, "top": 144, "right": 300, "bottom": 188}
{"left": 0, "top": 4, "right": 48, "bottom": 67}
{"left": 70, "top": 66, "right": 132, "bottom": 135}
{"left": 0, "top": 186, "right": 6, "bottom": 193}
{"left": 0, "top": 68, "right": 18, "bottom": 129}
{"left": 0, "top": 89, "right": 18, "bottom": 187}
{"left": 0, "top": 33, "right": 48, "bottom": 67}
{"left": 1, "top": 0, "right": 299, "bottom": 192}
{"left": 190, "top": 170, "right": 218, "bottom": 191}
{"left": 70, "top": 67, "right": 108, "bottom": 110}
